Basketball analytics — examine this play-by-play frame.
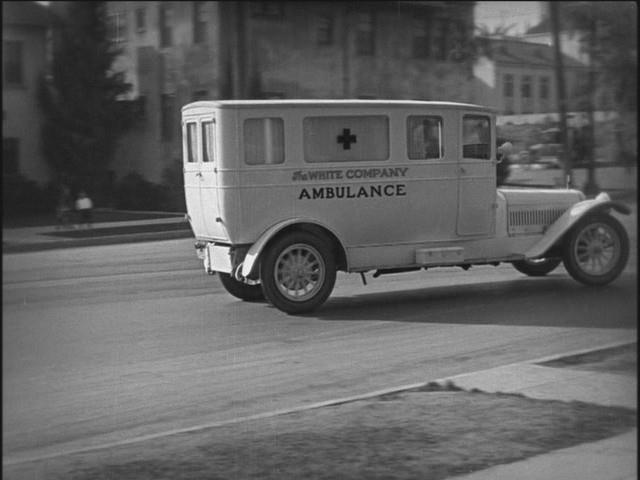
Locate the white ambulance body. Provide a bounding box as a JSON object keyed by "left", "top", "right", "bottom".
{"left": 182, "top": 100, "right": 630, "bottom": 314}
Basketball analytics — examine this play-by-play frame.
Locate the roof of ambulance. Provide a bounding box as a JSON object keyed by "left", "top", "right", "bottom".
{"left": 182, "top": 99, "right": 495, "bottom": 112}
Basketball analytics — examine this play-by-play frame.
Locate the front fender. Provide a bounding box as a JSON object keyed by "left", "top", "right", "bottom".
{"left": 241, "top": 218, "right": 344, "bottom": 279}
{"left": 525, "top": 192, "right": 630, "bottom": 259}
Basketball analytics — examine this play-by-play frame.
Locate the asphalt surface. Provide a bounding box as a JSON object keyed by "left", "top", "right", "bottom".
{"left": 3, "top": 237, "right": 636, "bottom": 466}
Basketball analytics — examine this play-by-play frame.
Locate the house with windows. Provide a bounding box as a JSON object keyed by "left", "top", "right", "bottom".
{"left": 473, "top": 36, "right": 592, "bottom": 117}
{"left": 2, "top": 1, "right": 51, "bottom": 185}
{"left": 103, "top": 1, "right": 477, "bottom": 183}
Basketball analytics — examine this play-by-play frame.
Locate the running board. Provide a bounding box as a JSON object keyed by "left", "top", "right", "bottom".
{"left": 415, "top": 247, "right": 465, "bottom": 265}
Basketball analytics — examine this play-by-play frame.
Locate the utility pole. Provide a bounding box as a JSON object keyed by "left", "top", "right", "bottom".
{"left": 582, "top": 15, "right": 599, "bottom": 195}
{"left": 550, "top": 2, "right": 572, "bottom": 187}
{"left": 341, "top": 5, "right": 351, "bottom": 98}
{"left": 233, "top": 1, "right": 247, "bottom": 99}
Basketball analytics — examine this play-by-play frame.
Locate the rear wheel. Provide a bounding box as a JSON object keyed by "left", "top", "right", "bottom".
{"left": 512, "top": 257, "right": 562, "bottom": 277}
{"left": 219, "top": 272, "right": 264, "bottom": 302}
{"left": 562, "top": 213, "right": 629, "bottom": 286}
{"left": 260, "top": 232, "right": 336, "bottom": 314}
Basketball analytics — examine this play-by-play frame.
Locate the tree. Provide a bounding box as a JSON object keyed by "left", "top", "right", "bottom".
{"left": 39, "top": 1, "right": 133, "bottom": 202}
{"left": 559, "top": 2, "right": 637, "bottom": 165}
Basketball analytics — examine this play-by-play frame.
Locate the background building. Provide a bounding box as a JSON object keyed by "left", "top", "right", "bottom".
{"left": 2, "top": 1, "right": 51, "bottom": 185}
{"left": 105, "top": 1, "right": 477, "bottom": 183}
{"left": 473, "top": 36, "right": 593, "bottom": 116}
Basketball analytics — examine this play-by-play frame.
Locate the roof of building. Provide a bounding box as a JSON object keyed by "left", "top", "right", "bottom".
{"left": 479, "top": 37, "right": 587, "bottom": 68}
{"left": 2, "top": 1, "right": 50, "bottom": 27}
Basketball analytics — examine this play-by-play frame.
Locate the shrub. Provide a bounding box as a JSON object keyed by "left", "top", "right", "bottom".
{"left": 2, "top": 175, "right": 57, "bottom": 218}
{"left": 113, "top": 167, "right": 186, "bottom": 212}
{"left": 160, "top": 160, "right": 186, "bottom": 212}
{"left": 114, "top": 172, "right": 168, "bottom": 211}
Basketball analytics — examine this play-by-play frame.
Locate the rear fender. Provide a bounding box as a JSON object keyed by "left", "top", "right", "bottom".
{"left": 525, "top": 192, "right": 630, "bottom": 259}
{"left": 241, "top": 218, "right": 345, "bottom": 279}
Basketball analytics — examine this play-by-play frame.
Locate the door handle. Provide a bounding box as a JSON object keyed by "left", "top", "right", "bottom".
{"left": 196, "top": 172, "right": 203, "bottom": 178}
{"left": 460, "top": 167, "right": 467, "bottom": 174}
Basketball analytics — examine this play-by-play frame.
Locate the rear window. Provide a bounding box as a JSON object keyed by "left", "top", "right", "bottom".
{"left": 244, "top": 118, "right": 285, "bottom": 165}
{"left": 202, "top": 120, "right": 215, "bottom": 163}
{"left": 186, "top": 122, "right": 197, "bottom": 163}
{"left": 303, "top": 115, "right": 389, "bottom": 163}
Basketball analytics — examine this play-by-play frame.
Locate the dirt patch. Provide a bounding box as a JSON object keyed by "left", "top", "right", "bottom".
{"left": 5, "top": 387, "right": 635, "bottom": 480}
{"left": 540, "top": 343, "right": 637, "bottom": 376}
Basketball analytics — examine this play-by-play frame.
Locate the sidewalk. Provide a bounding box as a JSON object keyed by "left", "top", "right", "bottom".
{"left": 2, "top": 213, "right": 193, "bottom": 253}
{"left": 3, "top": 188, "right": 635, "bottom": 255}
{"left": 445, "top": 346, "right": 637, "bottom": 480}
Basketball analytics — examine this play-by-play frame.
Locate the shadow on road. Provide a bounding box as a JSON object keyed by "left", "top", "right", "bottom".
{"left": 309, "top": 274, "right": 637, "bottom": 329}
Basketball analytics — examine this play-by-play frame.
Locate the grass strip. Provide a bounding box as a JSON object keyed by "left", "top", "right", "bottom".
{"left": 6, "top": 387, "right": 635, "bottom": 480}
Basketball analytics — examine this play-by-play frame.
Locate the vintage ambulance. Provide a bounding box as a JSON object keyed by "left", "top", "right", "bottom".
{"left": 182, "top": 100, "right": 630, "bottom": 314}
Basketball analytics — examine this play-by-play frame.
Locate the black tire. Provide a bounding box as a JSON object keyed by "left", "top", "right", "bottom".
{"left": 260, "top": 232, "right": 336, "bottom": 314}
{"left": 219, "top": 272, "right": 265, "bottom": 302}
{"left": 512, "top": 257, "right": 562, "bottom": 277}
{"left": 562, "top": 213, "right": 629, "bottom": 286}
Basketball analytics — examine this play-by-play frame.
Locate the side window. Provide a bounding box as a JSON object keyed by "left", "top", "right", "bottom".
{"left": 244, "top": 118, "right": 285, "bottom": 165}
{"left": 303, "top": 115, "right": 389, "bottom": 163}
{"left": 186, "top": 122, "right": 198, "bottom": 162}
{"left": 202, "top": 120, "right": 214, "bottom": 163}
{"left": 407, "top": 116, "right": 443, "bottom": 160}
{"left": 462, "top": 115, "right": 491, "bottom": 160}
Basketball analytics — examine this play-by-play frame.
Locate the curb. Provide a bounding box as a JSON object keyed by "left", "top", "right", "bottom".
{"left": 2, "top": 228, "right": 193, "bottom": 254}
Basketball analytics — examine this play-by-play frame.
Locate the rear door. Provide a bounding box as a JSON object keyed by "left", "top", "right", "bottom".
{"left": 182, "top": 113, "right": 226, "bottom": 240}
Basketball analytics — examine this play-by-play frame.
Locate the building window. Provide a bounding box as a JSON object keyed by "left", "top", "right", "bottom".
{"left": 355, "top": 12, "right": 375, "bottom": 56}
{"left": 521, "top": 75, "right": 533, "bottom": 113}
{"left": 3, "top": 138, "right": 19, "bottom": 175}
{"left": 317, "top": 14, "right": 334, "bottom": 46}
{"left": 107, "top": 12, "right": 127, "bottom": 44}
{"left": 448, "top": 21, "right": 469, "bottom": 61}
{"left": 193, "top": 2, "right": 207, "bottom": 44}
{"left": 407, "top": 116, "right": 444, "bottom": 160}
{"left": 159, "top": 4, "right": 173, "bottom": 47}
{"left": 250, "top": 2, "right": 284, "bottom": 18}
{"left": 135, "top": 7, "right": 146, "bottom": 33}
{"left": 191, "top": 90, "right": 209, "bottom": 101}
{"left": 521, "top": 75, "right": 532, "bottom": 99}
{"left": 160, "top": 94, "right": 175, "bottom": 141}
{"left": 261, "top": 92, "right": 285, "bottom": 99}
{"left": 462, "top": 115, "right": 491, "bottom": 160}
{"left": 433, "top": 18, "right": 448, "bottom": 61}
{"left": 244, "top": 118, "right": 285, "bottom": 165}
{"left": 3, "top": 41, "right": 23, "bottom": 86}
{"left": 504, "top": 74, "right": 514, "bottom": 98}
{"left": 134, "top": 95, "right": 147, "bottom": 120}
{"left": 539, "top": 76, "right": 550, "bottom": 100}
{"left": 412, "top": 17, "right": 430, "bottom": 58}
{"left": 303, "top": 116, "right": 389, "bottom": 163}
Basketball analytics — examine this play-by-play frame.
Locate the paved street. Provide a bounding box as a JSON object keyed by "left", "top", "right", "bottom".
{"left": 3, "top": 237, "right": 636, "bottom": 465}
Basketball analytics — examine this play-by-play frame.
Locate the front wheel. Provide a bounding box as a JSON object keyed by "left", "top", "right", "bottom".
{"left": 562, "top": 213, "right": 629, "bottom": 286}
{"left": 219, "top": 272, "right": 265, "bottom": 302}
{"left": 260, "top": 232, "right": 336, "bottom": 314}
{"left": 512, "top": 257, "right": 562, "bottom": 277}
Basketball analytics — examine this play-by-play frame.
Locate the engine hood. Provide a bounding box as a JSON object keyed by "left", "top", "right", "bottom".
{"left": 498, "top": 187, "right": 585, "bottom": 207}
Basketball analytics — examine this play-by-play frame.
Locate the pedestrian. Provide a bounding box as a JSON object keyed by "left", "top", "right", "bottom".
{"left": 56, "top": 184, "right": 73, "bottom": 229}
{"left": 75, "top": 190, "right": 94, "bottom": 228}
